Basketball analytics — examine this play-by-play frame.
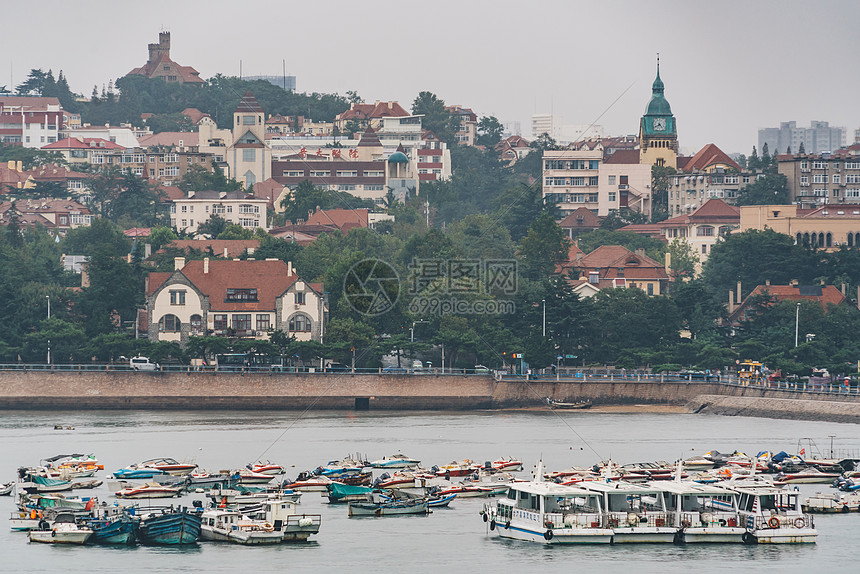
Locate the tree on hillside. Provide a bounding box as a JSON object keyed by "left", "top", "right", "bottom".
{"left": 476, "top": 116, "right": 504, "bottom": 147}
{"left": 576, "top": 229, "right": 666, "bottom": 262}
{"left": 411, "top": 91, "right": 459, "bottom": 146}
{"left": 519, "top": 212, "right": 571, "bottom": 280}
{"left": 651, "top": 164, "right": 675, "bottom": 222}
{"left": 177, "top": 165, "right": 243, "bottom": 194}
{"left": 734, "top": 174, "right": 789, "bottom": 206}
{"left": 280, "top": 180, "right": 375, "bottom": 223}
{"left": 0, "top": 143, "right": 67, "bottom": 170}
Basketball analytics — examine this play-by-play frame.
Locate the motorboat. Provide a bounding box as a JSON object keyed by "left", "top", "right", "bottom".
{"left": 491, "top": 458, "right": 524, "bottom": 472}
{"left": 136, "top": 506, "right": 202, "bottom": 545}
{"left": 248, "top": 462, "right": 286, "bottom": 476}
{"left": 113, "top": 458, "right": 197, "bottom": 479}
{"left": 545, "top": 397, "right": 592, "bottom": 409}
{"left": 802, "top": 492, "right": 860, "bottom": 513}
{"left": 115, "top": 482, "right": 182, "bottom": 499}
{"left": 0, "top": 481, "right": 14, "bottom": 496}
{"left": 348, "top": 490, "right": 430, "bottom": 517}
{"left": 17, "top": 468, "right": 74, "bottom": 493}
{"left": 243, "top": 498, "right": 321, "bottom": 541}
{"left": 326, "top": 483, "right": 374, "bottom": 504}
{"left": 237, "top": 468, "right": 277, "bottom": 485}
{"left": 207, "top": 486, "right": 301, "bottom": 506}
{"left": 27, "top": 512, "right": 93, "bottom": 544}
{"left": 482, "top": 462, "right": 613, "bottom": 544}
{"left": 283, "top": 472, "right": 334, "bottom": 492}
{"left": 578, "top": 481, "right": 677, "bottom": 543}
{"left": 200, "top": 509, "right": 282, "bottom": 544}
{"left": 683, "top": 456, "right": 717, "bottom": 471}
{"left": 370, "top": 454, "right": 421, "bottom": 469}
{"left": 777, "top": 468, "right": 841, "bottom": 484}
{"left": 730, "top": 484, "right": 817, "bottom": 543}
{"left": 660, "top": 481, "right": 745, "bottom": 543}
{"left": 435, "top": 460, "right": 478, "bottom": 478}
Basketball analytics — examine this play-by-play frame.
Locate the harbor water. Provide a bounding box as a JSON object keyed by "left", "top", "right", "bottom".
{"left": 2, "top": 409, "right": 859, "bottom": 572}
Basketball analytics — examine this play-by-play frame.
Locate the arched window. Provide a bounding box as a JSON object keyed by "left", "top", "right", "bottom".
{"left": 847, "top": 233, "right": 854, "bottom": 247}
{"left": 190, "top": 314, "right": 203, "bottom": 335}
{"left": 826, "top": 232, "right": 832, "bottom": 247}
{"left": 289, "top": 314, "right": 312, "bottom": 332}
{"left": 803, "top": 232, "right": 810, "bottom": 246}
{"left": 818, "top": 232, "right": 825, "bottom": 246}
{"left": 796, "top": 232, "right": 803, "bottom": 245}
{"left": 159, "top": 314, "right": 181, "bottom": 332}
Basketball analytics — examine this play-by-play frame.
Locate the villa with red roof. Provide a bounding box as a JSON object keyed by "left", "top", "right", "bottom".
{"left": 728, "top": 283, "right": 847, "bottom": 326}
{"left": 127, "top": 32, "right": 203, "bottom": 84}
{"left": 334, "top": 101, "right": 410, "bottom": 134}
{"left": 145, "top": 257, "right": 326, "bottom": 345}
{"left": 669, "top": 143, "right": 753, "bottom": 215}
{"left": 557, "top": 244, "right": 670, "bottom": 296}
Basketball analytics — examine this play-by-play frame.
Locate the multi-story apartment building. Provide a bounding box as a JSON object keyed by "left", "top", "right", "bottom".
{"left": 668, "top": 143, "right": 749, "bottom": 215}
{"left": 778, "top": 145, "right": 860, "bottom": 208}
{"left": 171, "top": 190, "right": 269, "bottom": 233}
{"left": 0, "top": 96, "right": 64, "bottom": 147}
{"left": 759, "top": 121, "right": 846, "bottom": 155}
{"left": 446, "top": 105, "right": 477, "bottom": 146}
{"left": 740, "top": 203, "right": 860, "bottom": 250}
{"left": 543, "top": 146, "right": 651, "bottom": 217}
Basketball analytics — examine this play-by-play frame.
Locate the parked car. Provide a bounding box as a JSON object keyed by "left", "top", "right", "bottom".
{"left": 473, "top": 365, "right": 490, "bottom": 374}
{"left": 325, "top": 362, "right": 350, "bottom": 373}
{"left": 383, "top": 365, "right": 409, "bottom": 373}
{"left": 130, "top": 356, "right": 158, "bottom": 371}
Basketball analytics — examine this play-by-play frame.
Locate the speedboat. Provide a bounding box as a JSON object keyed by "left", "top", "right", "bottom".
{"left": 492, "top": 458, "right": 524, "bottom": 472}
{"left": 237, "top": 468, "right": 277, "bottom": 485}
{"left": 115, "top": 482, "right": 182, "bottom": 499}
{"left": 200, "top": 509, "right": 282, "bottom": 544}
{"left": 283, "top": 472, "right": 334, "bottom": 492}
{"left": 370, "top": 454, "right": 421, "bottom": 469}
{"left": 248, "top": 462, "right": 286, "bottom": 475}
{"left": 28, "top": 513, "right": 93, "bottom": 544}
{"left": 778, "top": 468, "right": 841, "bottom": 484}
{"left": 435, "top": 460, "right": 478, "bottom": 477}
{"left": 114, "top": 458, "right": 197, "bottom": 479}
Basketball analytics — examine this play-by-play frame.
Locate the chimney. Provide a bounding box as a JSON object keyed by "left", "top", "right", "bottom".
{"left": 664, "top": 252, "right": 672, "bottom": 274}
{"left": 16, "top": 160, "right": 22, "bottom": 172}
{"left": 575, "top": 252, "right": 583, "bottom": 263}
{"left": 174, "top": 257, "right": 185, "bottom": 270}
{"left": 81, "top": 262, "right": 90, "bottom": 288}
{"left": 188, "top": 190, "right": 195, "bottom": 198}
{"left": 248, "top": 247, "right": 255, "bottom": 255}
{"left": 736, "top": 281, "right": 742, "bottom": 304}
{"left": 765, "top": 279, "right": 770, "bottom": 286}
{"left": 203, "top": 257, "right": 209, "bottom": 274}
{"left": 223, "top": 248, "right": 228, "bottom": 257}
{"left": 842, "top": 283, "right": 846, "bottom": 296}
{"left": 728, "top": 290, "right": 735, "bottom": 313}
{"left": 126, "top": 253, "right": 132, "bottom": 263}
{"left": 219, "top": 191, "right": 227, "bottom": 199}
{"left": 635, "top": 248, "right": 645, "bottom": 257}
{"left": 144, "top": 243, "right": 152, "bottom": 259}
{"left": 790, "top": 278, "right": 799, "bottom": 287}
{"left": 287, "top": 261, "right": 293, "bottom": 276}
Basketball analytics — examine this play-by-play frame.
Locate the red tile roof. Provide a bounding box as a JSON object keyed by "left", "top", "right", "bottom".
{"left": 603, "top": 150, "right": 640, "bottom": 164}
{"left": 138, "top": 132, "right": 199, "bottom": 147}
{"left": 165, "top": 239, "right": 261, "bottom": 259}
{"left": 235, "top": 91, "right": 264, "bottom": 114}
{"left": 305, "top": 208, "right": 369, "bottom": 229}
{"left": 42, "top": 137, "right": 125, "bottom": 150}
{"left": 128, "top": 52, "right": 203, "bottom": 84}
{"left": 159, "top": 185, "right": 185, "bottom": 201}
{"left": 655, "top": 199, "right": 740, "bottom": 228}
{"left": 181, "top": 108, "right": 210, "bottom": 124}
{"left": 730, "top": 284, "right": 847, "bottom": 323}
{"left": 680, "top": 143, "right": 741, "bottom": 172}
{"left": 559, "top": 207, "right": 602, "bottom": 229}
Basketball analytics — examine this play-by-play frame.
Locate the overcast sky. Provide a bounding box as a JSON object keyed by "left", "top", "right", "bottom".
{"left": 4, "top": 0, "right": 858, "bottom": 155}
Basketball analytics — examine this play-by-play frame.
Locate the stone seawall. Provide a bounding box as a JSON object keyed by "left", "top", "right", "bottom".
{"left": 688, "top": 394, "right": 860, "bottom": 424}
{"left": 1, "top": 371, "right": 859, "bottom": 414}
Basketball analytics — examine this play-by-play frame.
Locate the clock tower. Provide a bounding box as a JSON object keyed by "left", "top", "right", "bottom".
{"left": 639, "top": 58, "right": 678, "bottom": 168}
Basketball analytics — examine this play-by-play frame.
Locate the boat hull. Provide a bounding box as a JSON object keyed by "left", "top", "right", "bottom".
{"left": 137, "top": 510, "right": 202, "bottom": 545}
{"left": 348, "top": 501, "right": 429, "bottom": 516}
{"left": 610, "top": 527, "right": 678, "bottom": 543}
{"left": 494, "top": 522, "right": 613, "bottom": 544}
{"left": 680, "top": 527, "right": 745, "bottom": 543}
{"left": 752, "top": 527, "right": 817, "bottom": 544}
{"left": 28, "top": 529, "right": 92, "bottom": 544}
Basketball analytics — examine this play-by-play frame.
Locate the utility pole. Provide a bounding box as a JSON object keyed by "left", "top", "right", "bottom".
{"left": 46, "top": 295, "right": 51, "bottom": 364}
{"left": 542, "top": 299, "right": 546, "bottom": 337}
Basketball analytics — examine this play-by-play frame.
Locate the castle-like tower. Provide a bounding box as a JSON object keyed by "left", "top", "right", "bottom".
{"left": 639, "top": 58, "right": 678, "bottom": 169}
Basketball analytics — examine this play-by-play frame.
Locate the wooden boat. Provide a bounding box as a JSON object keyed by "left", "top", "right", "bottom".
{"left": 545, "top": 397, "right": 592, "bottom": 409}
{"left": 83, "top": 505, "right": 137, "bottom": 544}
{"left": 137, "top": 506, "right": 202, "bottom": 545}
{"left": 326, "top": 483, "right": 373, "bottom": 503}
{"left": 116, "top": 482, "right": 181, "bottom": 499}
{"left": 348, "top": 496, "right": 429, "bottom": 517}
{"left": 28, "top": 513, "right": 93, "bottom": 544}
{"left": 200, "top": 509, "right": 282, "bottom": 545}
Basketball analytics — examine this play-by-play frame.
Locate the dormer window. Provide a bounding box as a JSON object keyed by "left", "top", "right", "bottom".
{"left": 225, "top": 288, "right": 258, "bottom": 302}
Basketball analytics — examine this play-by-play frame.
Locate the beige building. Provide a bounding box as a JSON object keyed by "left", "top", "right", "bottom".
{"left": 446, "top": 105, "right": 477, "bottom": 146}
{"left": 777, "top": 145, "right": 860, "bottom": 209}
{"left": 171, "top": 190, "right": 269, "bottom": 233}
{"left": 740, "top": 204, "right": 860, "bottom": 249}
{"left": 669, "top": 144, "right": 749, "bottom": 215}
{"left": 226, "top": 91, "right": 272, "bottom": 189}
{"left": 146, "top": 258, "right": 325, "bottom": 345}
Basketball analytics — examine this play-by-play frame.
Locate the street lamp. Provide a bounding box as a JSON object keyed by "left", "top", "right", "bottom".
{"left": 46, "top": 295, "right": 51, "bottom": 365}
{"left": 794, "top": 302, "right": 801, "bottom": 348}
{"left": 410, "top": 320, "right": 429, "bottom": 343}
{"left": 542, "top": 299, "right": 546, "bottom": 337}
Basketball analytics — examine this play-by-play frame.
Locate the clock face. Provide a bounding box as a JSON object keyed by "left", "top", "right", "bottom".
{"left": 653, "top": 118, "right": 666, "bottom": 131}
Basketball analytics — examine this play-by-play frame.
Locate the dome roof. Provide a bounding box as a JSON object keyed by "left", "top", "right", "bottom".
{"left": 644, "top": 66, "right": 672, "bottom": 116}
{"left": 388, "top": 151, "right": 409, "bottom": 163}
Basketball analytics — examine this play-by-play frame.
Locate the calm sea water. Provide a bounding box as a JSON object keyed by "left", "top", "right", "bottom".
{"left": 1, "top": 409, "right": 858, "bottom": 573}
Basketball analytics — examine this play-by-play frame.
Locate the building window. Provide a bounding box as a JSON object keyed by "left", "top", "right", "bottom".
{"left": 289, "top": 314, "right": 312, "bottom": 332}
{"left": 697, "top": 225, "right": 715, "bottom": 237}
{"left": 833, "top": 174, "right": 841, "bottom": 183}
{"left": 232, "top": 314, "right": 252, "bottom": 333}
{"left": 608, "top": 175, "right": 616, "bottom": 185}
{"left": 213, "top": 314, "right": 228, "bottom": 332}
{"left": 169, "top": 290, "right": 186, "bottom": 305}
{"left": 225, "top": 288, "right": 258, "bottom": 302}
{"left": 243, "top": 149, "right": 256, "bottom": 162}
{"left": 647, "top": 283, "right": 654, "bottom": 296}
{"left": 295, "top": 292, "right": 306, "bottom": 305}
{"left": 159, "top": 314, "right": 181, "bottom": 332}
{"left": 242, "top": 115, "right": 256, "bottom": 125}
{"left": 190, "top": 314, "right": 203, "bottom": 335}
{"left": 256, "top": 314, "right": 271, "bottom": 331}
{"left": 608, "top": 192, "right": 616, "bottom": 202}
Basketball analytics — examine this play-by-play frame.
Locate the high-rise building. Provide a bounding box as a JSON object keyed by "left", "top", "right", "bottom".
{"left": 758, "top": 121, "right": 845, "bottom": 155}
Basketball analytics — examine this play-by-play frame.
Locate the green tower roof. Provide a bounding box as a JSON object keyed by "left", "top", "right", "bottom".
{"left": 644, "top": 63, "right": 672, "bottom": 117}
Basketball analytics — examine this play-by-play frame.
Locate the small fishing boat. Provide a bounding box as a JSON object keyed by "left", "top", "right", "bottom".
{"left": 200, "top": 509, "right": 282, "bottom": 545}
{"left": 10, "top": 509, "right": 45, "bottom": 531}
{"left": 802, "top": 492, "right": 860, "bottom": 513}
{"left": 283, "top": 472, "right": 334, "bottom": 492}
{"left": 28, "top": 513, "right": 93, "bottom": 545}
{"left": 136, "top": 506, "right": 202, "bottom": 545}
{"left": 0, "top": 482, "right": 14, "bottom": 496}
{"left": 115, "top": 482, "right": 181, "bottom": 499}
{"left": 545, "top": 397, "right": 592, "bottom": 409}
{"left": 326, "top": 483, "right": 374, "bottom": 504}
{"left": 427, "top": 493, "right": 457, "bottom": 508}
{"left": 370, "top": 454, "right": 421, "bottom": 469}
{"left": 17, "top": 468, "right": 74, "bottom": 493}
{"left": 348, "top": 492, "right": 430, "bottom": 517}
{"left": 243, "top": 498, "right": 321, "bottom": 541}
{"left": 83, "top": 505, "right": 137, "bottom": 544}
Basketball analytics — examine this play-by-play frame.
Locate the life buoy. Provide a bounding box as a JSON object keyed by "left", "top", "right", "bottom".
{"left": 794, "top": 517, "right": 805, "bottom": 528}
{"left": 482, "top": 513, "right": 488, "bottom": 523}
{"left": 742, "top": 531, "right": 756, "bottom": 545}
{"left": 842, "top": 505, "right": 850, "bottom": 514}
{"left": 767, "top": 517, "right": 780, "bottom": 529}
{"left": 51, "top": 530, "right": 56, "bottom": 537}
{"left": 505, "top": 521, "right": 511, "bottom": 529}
{"left": 489, "top": 519, "right": 496, "bottom": 531}
{"left": 544, "top": 529, "right": 554, "bottom": 541}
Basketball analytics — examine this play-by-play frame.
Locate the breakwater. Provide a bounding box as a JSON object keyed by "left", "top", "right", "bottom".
{"left": 688, "top": 394, "right": 860, "bottom": 424}
{"left": 2, "top": 370, "right": 860, "bottom": 418}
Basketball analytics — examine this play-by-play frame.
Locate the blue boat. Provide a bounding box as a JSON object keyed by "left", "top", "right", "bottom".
{"left": 113, "top": 468, "right": 168, "bottom": 480}
{"left": 84, "top": 514, "right": 137, "bottom": 544}
{"left": 137, "top": 507, "right": 202, "bottom": 545}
